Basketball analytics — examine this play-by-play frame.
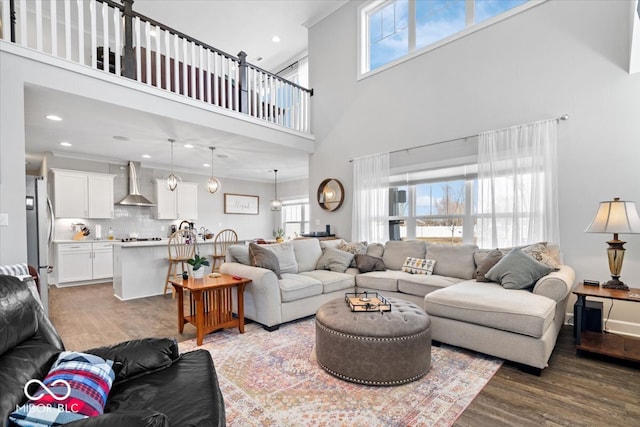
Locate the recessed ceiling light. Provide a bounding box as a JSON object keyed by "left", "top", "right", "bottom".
{"left": 46, "top": 115, "right": 62, "bottom": 121}
{"left": 184, "top": 144, "right": 194, "bottom": 149}
{"left": 142, "top": 154, "right": 151, "bottom": 159}
{"left": 256, "top": 57, "right": 263, "bottom": 62}
{"left": 113, "top": 135, "right": 129, "bottom": 141}
{"left": 272, "top": 35, "right": 280, "bottom": 43}
{"left": 59, "top": 141, "right": 72, "bottom": 147}
{"left": 217, "top": 154, "right": 228, "bottom": 159}
{"left": 203, "top": 163, "right": 210, "bottom": 167}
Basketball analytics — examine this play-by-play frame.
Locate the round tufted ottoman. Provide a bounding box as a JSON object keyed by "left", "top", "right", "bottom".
{"left": 315, "top": 297, "right": 431, "bottom": 386}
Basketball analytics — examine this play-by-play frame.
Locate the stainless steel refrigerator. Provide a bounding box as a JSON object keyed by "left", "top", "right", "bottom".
{"left": 26, "top": 175, "right": 53, "bottom": 314}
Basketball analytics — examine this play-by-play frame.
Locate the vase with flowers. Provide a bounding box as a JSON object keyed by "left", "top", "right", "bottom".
{"left": 273, "top": 227, "right": 285, "bottom": 243}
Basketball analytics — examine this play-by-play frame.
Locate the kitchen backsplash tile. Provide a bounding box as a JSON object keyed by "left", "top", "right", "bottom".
{"left": 55, "top": 205, "right": 177, "bottom": 240}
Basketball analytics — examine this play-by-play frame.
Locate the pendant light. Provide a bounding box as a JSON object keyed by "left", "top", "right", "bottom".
{"left": 207, "top": 147, "right": 221, "bottom": 194}
{"left": 165, "top": 138, "right": 181, "bottom": 191}
{"left": 270, "top": 169, "right": 282, "bottom": 211}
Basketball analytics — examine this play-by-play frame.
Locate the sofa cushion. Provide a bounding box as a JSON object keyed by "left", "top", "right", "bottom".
{"left": 382, "top": 240, "right": 426, "bottom": 271}
{"left": 292, "top": 238, "right": 323, "bottom": 272}
{"left": 486, "top": 248, "right": 554, "bottom": 290}
{"left": 279, "top": 274, "right": 322, "bottom": 302}
{"left": 227, "top": 245, "right": 250, "bottom": 265}
{"left": 249, "top": 243, "right": 281, "bottom": 279}
{"left": 474, "top": 249, "right": 503, "bottom": 282}
{"left": 266, "top": 242, "right": 298, "bottom": 274}
{"left": 500, "top": 242, "right": 560, "bottom": 269}
{"left": 398, "top": 275, "right": 463, "bottom": 297}
{"left": 338, "top": 241, "right": 368, "bottom": 267}
{"left": 299, "top": 270, "right": 355, "bottom": 294}
{"left": 401, "top": 257, "right": 436, "bottom": 275}
{"left": 354, "top": 254, "right": 386, "bottom": 273}
{"left": 366, "top": 243, "right": 384, "bottom": 258}
{"left": 316, "top": 248, "right": 354, "bottom": 273}
{"left": 424, "top": 281, "right": 556, "bottom": 338}
{"left": 320, "top": 239, "right": 346, "bottom": 249}
{"left": 427, "top": 244, "right": 478, "bottom": 280}
{"left": 10, "top": 351, "right": 115, "bottom": 426}
{"left": 356, "top": 270, "right": 410, "bottom": 292}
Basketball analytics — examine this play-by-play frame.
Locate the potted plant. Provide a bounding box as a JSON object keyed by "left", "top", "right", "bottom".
{"left": 187, "top": 253, "right": 210, "bottom": 279}
{"left": 273, "top": 227, "right": 285, "bottom": 243}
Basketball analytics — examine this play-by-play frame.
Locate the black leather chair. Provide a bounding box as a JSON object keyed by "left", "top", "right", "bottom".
{"left": 0, "top": 275, "right": 225, "bottom": 426}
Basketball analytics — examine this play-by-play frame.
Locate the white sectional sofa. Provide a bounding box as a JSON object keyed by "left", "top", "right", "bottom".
{"left": 220, "top": 238, "right": 575, "bottom": 372}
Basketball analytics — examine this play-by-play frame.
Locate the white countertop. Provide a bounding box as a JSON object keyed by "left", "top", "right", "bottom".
{"left": 54, "top": 238, "right": 222, "bottom": 248}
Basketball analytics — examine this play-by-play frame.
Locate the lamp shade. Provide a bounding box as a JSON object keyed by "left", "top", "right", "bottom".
{"left": 585, "top": 198, "right": 640, "bottom": 234}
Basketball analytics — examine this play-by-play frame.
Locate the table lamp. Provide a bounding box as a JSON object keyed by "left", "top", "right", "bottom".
{"left": 585, "top": 197, "right": 640, "bottom": 290}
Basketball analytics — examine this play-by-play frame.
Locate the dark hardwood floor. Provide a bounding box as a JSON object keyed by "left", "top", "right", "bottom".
{"left": 49, "top": 283, "right": 640, "bottom": 426}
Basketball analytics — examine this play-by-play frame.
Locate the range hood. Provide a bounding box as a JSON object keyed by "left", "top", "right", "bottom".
{"left": 116, "top": 161, "right": 156, "bottom": 207}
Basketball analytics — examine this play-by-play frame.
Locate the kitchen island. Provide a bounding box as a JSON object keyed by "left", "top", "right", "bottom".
{"left": 112, "top": 239, "right": 229, "bottom": 300}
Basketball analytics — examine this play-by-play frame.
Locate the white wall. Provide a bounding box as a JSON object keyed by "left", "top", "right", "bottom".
{"left": 308, "top": 1, "right": 640, "bottom": 330}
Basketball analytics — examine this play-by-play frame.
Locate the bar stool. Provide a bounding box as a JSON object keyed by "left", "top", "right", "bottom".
{"left": 164, "top": 229, "right": 197, "bottom": 298}
{"left": 211, "top": 229, "right": 238, "bottom": 272}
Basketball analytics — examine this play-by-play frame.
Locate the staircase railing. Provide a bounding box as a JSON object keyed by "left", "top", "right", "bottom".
{"left": 0, "top": 0, "right": 312, "bottom": 134}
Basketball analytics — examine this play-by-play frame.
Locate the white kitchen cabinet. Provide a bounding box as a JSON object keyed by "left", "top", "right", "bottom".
{"left": 52, "top": 169, "right": 115, "bottom": 219}
{"left": 56, "top": 242, "right": 114, "bottom": 285}
{"left": 92, "top": 242, "right": 114, "bottom": 280}
{"left": 155, "top": 180, "right": 198, "bottom": 220}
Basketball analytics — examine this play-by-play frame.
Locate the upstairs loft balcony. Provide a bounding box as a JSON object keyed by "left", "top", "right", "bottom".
{"left": 0, "top": 0, "right": 312, "bottom": 135}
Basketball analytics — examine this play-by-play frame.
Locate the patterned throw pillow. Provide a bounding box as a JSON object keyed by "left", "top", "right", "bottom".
{"left": 500, "top": 242, "right": 560, "bottom": 269}
{"left": 249, "top": 243, "right": 281, "bottom": 279}
{"left": 401, "top": 257, "right": 436, "bottom": 275}
{"left": 338, "top": 241, "right": 368, "bottom": 267}
{"left": 10, "top": 351, "right": 115, "bottom": 426}
{"left": 315, "top": 248, "right": 355, "bottom": 273}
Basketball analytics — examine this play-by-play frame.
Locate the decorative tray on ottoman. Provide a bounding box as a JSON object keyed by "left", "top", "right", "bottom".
{"left": 345, "top": 292, "right": 392, "bottom": 312}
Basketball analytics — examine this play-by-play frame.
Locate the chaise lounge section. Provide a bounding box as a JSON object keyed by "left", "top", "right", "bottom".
{"left": 221, "top": 238, "right": 575, "bottom": 371}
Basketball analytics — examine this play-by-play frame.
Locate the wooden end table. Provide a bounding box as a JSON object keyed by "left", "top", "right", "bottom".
{"left": 169, "top": 273, "right": 251, "bottom": 345}
{"left": 573, "top": 283, "right": 640, "bottom": 362}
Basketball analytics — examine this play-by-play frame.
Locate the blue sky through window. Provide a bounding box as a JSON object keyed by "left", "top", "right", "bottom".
{"left": 367, "top": 0, "right": 529, "bottom": 72}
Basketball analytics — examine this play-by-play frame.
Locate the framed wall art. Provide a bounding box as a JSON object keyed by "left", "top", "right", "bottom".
{"left": 224, "top": 193, "right": 259, "bottom": 215}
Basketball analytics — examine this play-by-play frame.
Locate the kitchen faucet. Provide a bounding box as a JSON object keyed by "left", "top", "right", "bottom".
{"left": 178, "top": 220, "right": 193, "bottom": 230}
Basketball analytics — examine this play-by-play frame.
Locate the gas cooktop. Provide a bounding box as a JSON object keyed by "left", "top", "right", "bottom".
{"left": 120, "top": 237, "right": 163, "bottom": 242}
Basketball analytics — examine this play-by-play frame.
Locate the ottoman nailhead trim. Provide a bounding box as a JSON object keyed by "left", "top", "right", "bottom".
{"left": 318, "top": 361, "right": 429, "bottom": 386}
{"left": 316, "top": 320, "right": 431, "bottom": 342}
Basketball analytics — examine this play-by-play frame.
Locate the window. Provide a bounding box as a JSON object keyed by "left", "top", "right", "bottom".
{"left": 281, "top": 199, "right": 309, "bottom": 238}
{"left": 360, "top": 0, "right": 532, "bottom": 76}
{"left": 389, "top": 168, "right": 477, "bottom": 244}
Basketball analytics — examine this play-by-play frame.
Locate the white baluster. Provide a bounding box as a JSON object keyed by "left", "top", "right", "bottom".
{"left": 164, "top": 29, "right": 171, "bottom": 90}
{"left": 213, "top": 53, "right": 220, "bottom": 106}
{"left": 1, "top": 0, "right": 9, "bottom": 41}
{"left": 206, "top": 50, "right": 212, "bottom": 103}
{"left": 19, "top": 0, "right": 27, "bottom": 46}
{"left": 113, "top": 9, "right": 121, "bottom": 76}
{"left": 89, "top": 0, "right": 96, "bottom": 68}
{"left": 102, "top": 1, "right": 108, "bottom": 72}
{"left": 50, "top": 0, "right": 57, "bottom": 56}
{"left": 198, "top": 45, "right": 204, "bottom": 100}
{"left": 64, "top": 0, "right": 71, "bottom": 60}
{"left": 190, "top": 42, "right": 196, "bottom": 99}
{"left": 173, "top": 33, "right": 179, "bottom": 93}
{"left": 35, "top": 0, "right": 42, "bottom": 51}
{"left": 134, "top": 16, "right": 141, "bottom": 82}
{"left": 182, "top": 38, "right": 188, "bottom": 95}
{"left": 144, "top": 21, "right": 151, "bottom": 85}
{"left": 154, "top": 24, "right": 161, "bottom": 88}
{"left": 77, "top": 0, "right": 85, "bottom": 64}
{"left": 234, "top": 60, "right": 240, "bottom": 112}
{"left": 221, "top": 56, "right": 227, "bottom": 108}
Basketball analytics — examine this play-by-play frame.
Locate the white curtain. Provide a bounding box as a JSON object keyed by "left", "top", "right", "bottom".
{"left": 352, "top": 153, "right": 390, "bottom": 243}
{"left": 476, "top": 119, "right": 559, "bottom": 248}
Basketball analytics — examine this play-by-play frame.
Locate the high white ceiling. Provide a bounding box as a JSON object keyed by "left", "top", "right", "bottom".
{"left": 24, "top": 0, "right": 348, "bottom": 182}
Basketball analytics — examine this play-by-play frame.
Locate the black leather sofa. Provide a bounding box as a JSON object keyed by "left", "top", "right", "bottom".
{"left": 0, "top": 275, "right": 225, "bottom": 426}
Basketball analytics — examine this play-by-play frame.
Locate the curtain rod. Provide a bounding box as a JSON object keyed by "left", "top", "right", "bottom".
{"left": 348, "top": 114, "right": 569, "bottom": 162}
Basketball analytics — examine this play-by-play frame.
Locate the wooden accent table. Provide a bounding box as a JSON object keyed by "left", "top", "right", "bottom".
{"left": 573, "top": 283, "right": 640, "bottom": 362}
{"left": 170, "top": 273, "right": 251, "bottom": 345}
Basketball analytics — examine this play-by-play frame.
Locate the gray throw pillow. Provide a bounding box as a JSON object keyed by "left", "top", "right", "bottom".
{"left": 485, "top": 248, "right": 554, "bottom": 290}
{"left": 316, "top": 247, "right": 354, "bottom": 273}
{"left": 475, "top": 249, "right": 503, "bottom": 282}
{"left": 249, "top": 243, "right": 281, "bottom": 279}
{"left": 354, "top": 254, "right": 386, "bottom": 273}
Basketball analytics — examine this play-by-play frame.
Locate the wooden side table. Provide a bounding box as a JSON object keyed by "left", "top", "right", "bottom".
{"left": 170, "top": 273, "right": 251, "bottom": 345}
{"left": 573, "top": 283, "right": 640, "bottom": 362}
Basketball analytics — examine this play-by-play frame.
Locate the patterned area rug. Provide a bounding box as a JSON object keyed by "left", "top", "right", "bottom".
{"left": 179, "top": 318, "right": 502, "bottom": 426}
